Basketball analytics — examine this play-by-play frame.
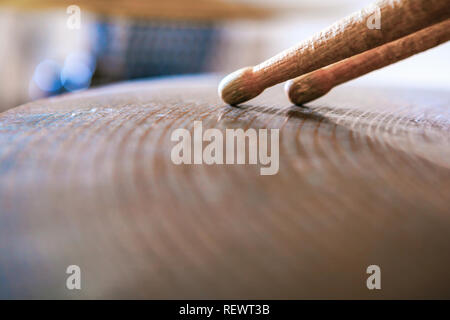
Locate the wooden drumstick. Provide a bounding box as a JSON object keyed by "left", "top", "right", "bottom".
{"left": 285, "top": 20, "right": 450, "bottom": 105}
{"left": 218, "top": 0, "right": 450, "bottom": 105}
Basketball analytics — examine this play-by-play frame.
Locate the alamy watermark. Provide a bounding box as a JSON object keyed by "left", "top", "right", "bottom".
{"left": 60, "top": 263, "right": 381, "bottom": 292}
{"left": 171, "top": 121, "right": 279, "bottom": 175}
{"left": 366, "top": 265, "right": 381, "bottom": 290}
{"left": 66, "top": 265, "right": 81, "bottom": 290}
{"left": 366, "top": 5, "right": 381, "bottom": 30}
{"left": 66, "top": 5, "right": 81, "bottom": 30}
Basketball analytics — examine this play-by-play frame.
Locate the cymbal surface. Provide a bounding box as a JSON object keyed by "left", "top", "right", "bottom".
{"left": 0, "top": 75, "right": 449, "bottom": 298}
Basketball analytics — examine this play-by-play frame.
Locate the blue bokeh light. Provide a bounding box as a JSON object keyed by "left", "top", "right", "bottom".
{"left": 61, "top": 52, "right": 96, "bottom": 91}
{"left": 32, "top": 60, "right": 62, "bottom": 92}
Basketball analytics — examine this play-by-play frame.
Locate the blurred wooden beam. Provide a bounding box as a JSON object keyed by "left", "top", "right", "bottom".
{"left": 2, "top": 0, "right": 271, "bottom": 21}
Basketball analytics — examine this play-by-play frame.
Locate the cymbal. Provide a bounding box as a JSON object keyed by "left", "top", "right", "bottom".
{"left": 0, "top": 75, "right": 449, "bottom": 298}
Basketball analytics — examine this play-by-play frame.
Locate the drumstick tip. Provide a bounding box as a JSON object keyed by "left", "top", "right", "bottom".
{"left": 285, "top": 71, "right": 333, "bottom": 105}
{"left": 218, "top": 67, "right": 263, "bottom": 105}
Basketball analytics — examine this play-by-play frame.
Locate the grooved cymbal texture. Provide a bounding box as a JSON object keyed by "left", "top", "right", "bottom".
{"left": 0, "top": 75, "right": 449, "bottom": 299}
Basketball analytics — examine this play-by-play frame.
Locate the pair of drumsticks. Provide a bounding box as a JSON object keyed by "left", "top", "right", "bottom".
{"left": 218, "top": 0, "right": 450, "bottom": 106}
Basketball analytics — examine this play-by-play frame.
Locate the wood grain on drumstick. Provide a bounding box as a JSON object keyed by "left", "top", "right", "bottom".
{"left": 218, "top": 0, "right": 450, "bottom": 105}
{"left": 286, "top": 19, "right": 450, "bottom": 105}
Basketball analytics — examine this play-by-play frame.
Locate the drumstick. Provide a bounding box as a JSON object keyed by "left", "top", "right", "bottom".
{"left": 285, "top": 20, "right": 450, "bottom": 105}
{"left": 218, "top": 0, "right": 450, "bottom": 105}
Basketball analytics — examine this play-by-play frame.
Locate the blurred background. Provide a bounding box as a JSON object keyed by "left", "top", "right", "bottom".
{"left": 1, "top": 0, "right": 449, "bottom": 112}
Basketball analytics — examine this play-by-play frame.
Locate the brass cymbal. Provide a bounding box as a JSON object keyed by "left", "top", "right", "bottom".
{"left": 0, "top": 75, "right": 449, "bottom": 298}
